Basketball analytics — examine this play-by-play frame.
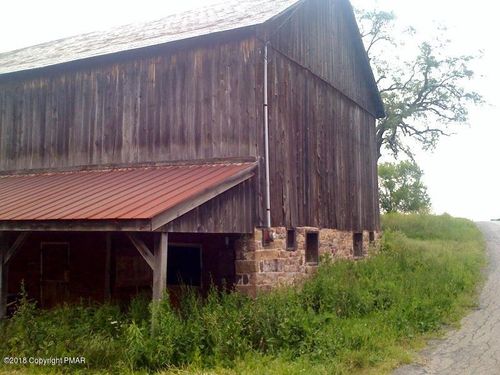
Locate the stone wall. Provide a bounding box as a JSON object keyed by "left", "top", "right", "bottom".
{"left": 234, "top": 227, "right": 380, "bottom": 297}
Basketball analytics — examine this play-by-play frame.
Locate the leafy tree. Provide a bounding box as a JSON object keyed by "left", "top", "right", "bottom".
{"left": 378, "top": 160, "right": 431, "bottom": 213}
{"left": 356, "top": 9, "right": 483, "bottom": 159}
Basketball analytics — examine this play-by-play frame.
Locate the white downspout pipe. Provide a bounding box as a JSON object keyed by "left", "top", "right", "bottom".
{"left": 263, "top": 42, "right": 272, "bottom": 228}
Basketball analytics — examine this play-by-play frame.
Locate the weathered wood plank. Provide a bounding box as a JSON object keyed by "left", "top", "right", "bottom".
{"left": 265, "top": 0, "right": 382, "bottom": 118}
{"left": 267, "top": 48, "right": 379, "bottom": 231}
{"left": 152, "top": 232, "right": 168, "bottom": 301}
{"left": 0, "top": 219, "right": 151, "bottom": 232}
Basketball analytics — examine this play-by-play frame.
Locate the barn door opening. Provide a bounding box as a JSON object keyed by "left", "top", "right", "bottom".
{"left": 168, "top": 245, "right": 202, "bottom": 287}
{"left": 40, "top": 242, "right": 70, "bottom": 308}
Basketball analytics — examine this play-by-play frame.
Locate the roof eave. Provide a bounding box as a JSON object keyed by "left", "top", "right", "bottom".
{"left": 0, "top": 25, "right": 258, "bottom": 81}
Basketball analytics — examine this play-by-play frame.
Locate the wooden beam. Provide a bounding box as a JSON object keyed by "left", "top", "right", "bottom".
{"left": 126, "top": 233, "right": 155, "bottom": 270}
{"left": 0, "top": 233, "right": 7, "bottom": 319}
{"left": 152, "top": 233, "right": 168, "bottom": 301}
{"left": 0, "top": 219, "right": 151, "bottom": 232}
{"left": 4, "top": 232, "right": 29, "bottom": 265}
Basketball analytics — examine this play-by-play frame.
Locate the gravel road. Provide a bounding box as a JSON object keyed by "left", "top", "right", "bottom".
{"left": 393, "top": 221, "right": 500, "bottom": 375}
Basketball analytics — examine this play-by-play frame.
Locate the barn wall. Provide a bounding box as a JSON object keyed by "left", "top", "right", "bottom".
{"left": 0, "top": 37, "right": 262, "bottom": 172}
{"left": 267, "top": 49, "right": 380, "bottom": 231}
{"left": 264, "top": 0, "right": 380, "bottom": 117}
{"left": 7, "top": 232, "right": 108, "bottom": 304}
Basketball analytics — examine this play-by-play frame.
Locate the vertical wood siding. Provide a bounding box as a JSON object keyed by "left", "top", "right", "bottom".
{"left": 267, "top": 49, "right": 380, "bottom": 231}
{"left": 0, "top": 38, "right": 260, "bottom": 172}
{"left": 265, "top": 0, "right": 380, "bottom": 117}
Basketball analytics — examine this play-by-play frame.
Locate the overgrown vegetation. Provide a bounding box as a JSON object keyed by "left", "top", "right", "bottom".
{"left": 0, "top": 214, "right": 485, "bottom": 374}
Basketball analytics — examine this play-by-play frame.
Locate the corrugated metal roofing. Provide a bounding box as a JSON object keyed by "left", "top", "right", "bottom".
{"left": 0, "top": 163, "right": 255, "bottom": 222}
{"left": 0, "top": 0, "right": 302, "bottom": 75}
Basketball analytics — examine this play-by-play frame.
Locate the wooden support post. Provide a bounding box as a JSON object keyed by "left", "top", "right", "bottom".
{"left": 153, "top": 233, "right": 168, "bottom": 301}
{"left": 0, "top": 233, "right": 6, "bottom": 320}
{"left": 126, "top": 232, "right": 168, "bottom": 301}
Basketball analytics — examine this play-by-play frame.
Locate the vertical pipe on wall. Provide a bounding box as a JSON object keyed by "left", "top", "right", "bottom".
{"left": 263, "top": 42, "right": 272, "bottom": 228}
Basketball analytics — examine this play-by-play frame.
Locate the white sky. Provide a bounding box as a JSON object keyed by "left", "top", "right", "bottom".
{"left": 0, "top": 0, "right": 498, "bottom": 221}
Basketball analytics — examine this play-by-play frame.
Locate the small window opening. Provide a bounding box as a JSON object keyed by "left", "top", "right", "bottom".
{"left": 261, "top": 228, "right": 274, "bottom": 247}
{"left": 353, "top": 232, "right": 363, "bottom": 257}
{"left": 305, "top": 231, "right": 319, "bottom": 264}
{"left": 286, "top": 228, "right": 296, "bottom": 251}
{"left": 369, "top": 231, "right": 375, "bottom": 243}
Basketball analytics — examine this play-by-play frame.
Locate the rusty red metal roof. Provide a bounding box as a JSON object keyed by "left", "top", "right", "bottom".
{"left": 0, "top": 162, "right": 255, "bottom": 229}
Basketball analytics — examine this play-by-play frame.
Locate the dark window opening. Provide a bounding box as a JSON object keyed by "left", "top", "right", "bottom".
{"left": 369, "top": 231, "right": 375, "bottom": 243}
{"left": 167, "top": 245, "right": 202, "bottom": 286}
{"left": 353, "top": 233, "right": 363, "bottom": 257}
{"left": 261, "top": 228, "right": 274, "bottom": 247}
{"left": 305, "top": 232, "right": 319, "bottom": 264}
{"left": 286, "top": 228, "right": 297, "bottom": 251}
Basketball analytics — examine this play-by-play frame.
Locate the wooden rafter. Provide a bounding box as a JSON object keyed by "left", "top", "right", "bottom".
{"left": 126, "top": 233, "right": 155, "bottom": 269}
{"left": 3, "top": 232, "right": 29, "bottom": 265}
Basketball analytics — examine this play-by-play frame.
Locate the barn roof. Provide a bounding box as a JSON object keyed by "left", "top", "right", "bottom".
{"left": 0, "top": 162, "right": 256, "bottom": 231}
{"left": 0, "top": 0, "right": 302, "bottom": 75}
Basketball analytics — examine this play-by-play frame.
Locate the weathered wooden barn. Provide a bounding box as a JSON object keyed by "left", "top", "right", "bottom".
{"left": 0, "top": 0, "right": 384, "bottom": 315}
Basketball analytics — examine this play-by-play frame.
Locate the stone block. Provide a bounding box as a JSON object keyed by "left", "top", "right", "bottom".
{"left": 235, "top": 260, "right": 259, "bottom": 274}
{"left": 252, "top": 249, "right": 281, "bottom": 261}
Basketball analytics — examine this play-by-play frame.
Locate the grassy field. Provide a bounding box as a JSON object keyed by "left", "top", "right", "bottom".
{"left": 0, "top": 214, "right": 486, "bottom": 375}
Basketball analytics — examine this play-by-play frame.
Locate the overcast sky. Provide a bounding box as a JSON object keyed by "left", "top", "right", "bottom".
{"left": 0, "top": 0, "right": 498, "bottom": 221}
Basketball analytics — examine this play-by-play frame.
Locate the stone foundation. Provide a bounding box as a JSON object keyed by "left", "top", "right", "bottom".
{"left": 234, "top": 227, "right": 380, "bottom": 297}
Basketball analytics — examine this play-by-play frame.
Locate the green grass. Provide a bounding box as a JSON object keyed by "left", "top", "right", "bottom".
{"left": 0, "top": 214, "right": 486, "bottom": 375}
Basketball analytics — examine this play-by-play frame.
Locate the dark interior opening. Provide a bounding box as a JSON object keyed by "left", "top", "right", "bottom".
{"left": 353, "top": 232, "right": 363, "bottom": 257}
{"left": 305, "top": 231, "right": 319, "bottom": 264}
{"left": 286, "top": 228, "right": 296, "bottom": 251}
{"left": 369, "top": 231, "right": 375, "bottom": 243}
{"left": 40, "top": 242, "right": 70, "bottom": 309}
{"left": 167, "top": 245, "right": 202, "bottom": 286}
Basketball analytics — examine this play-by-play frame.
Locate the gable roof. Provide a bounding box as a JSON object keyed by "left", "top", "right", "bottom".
{"left": 0, "top": 0, "right": 302, "bottom": 75}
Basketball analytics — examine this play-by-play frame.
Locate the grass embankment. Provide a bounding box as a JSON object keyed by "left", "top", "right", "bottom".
{"left": 0, "top": 214, "right": 486, "bottom": 374}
